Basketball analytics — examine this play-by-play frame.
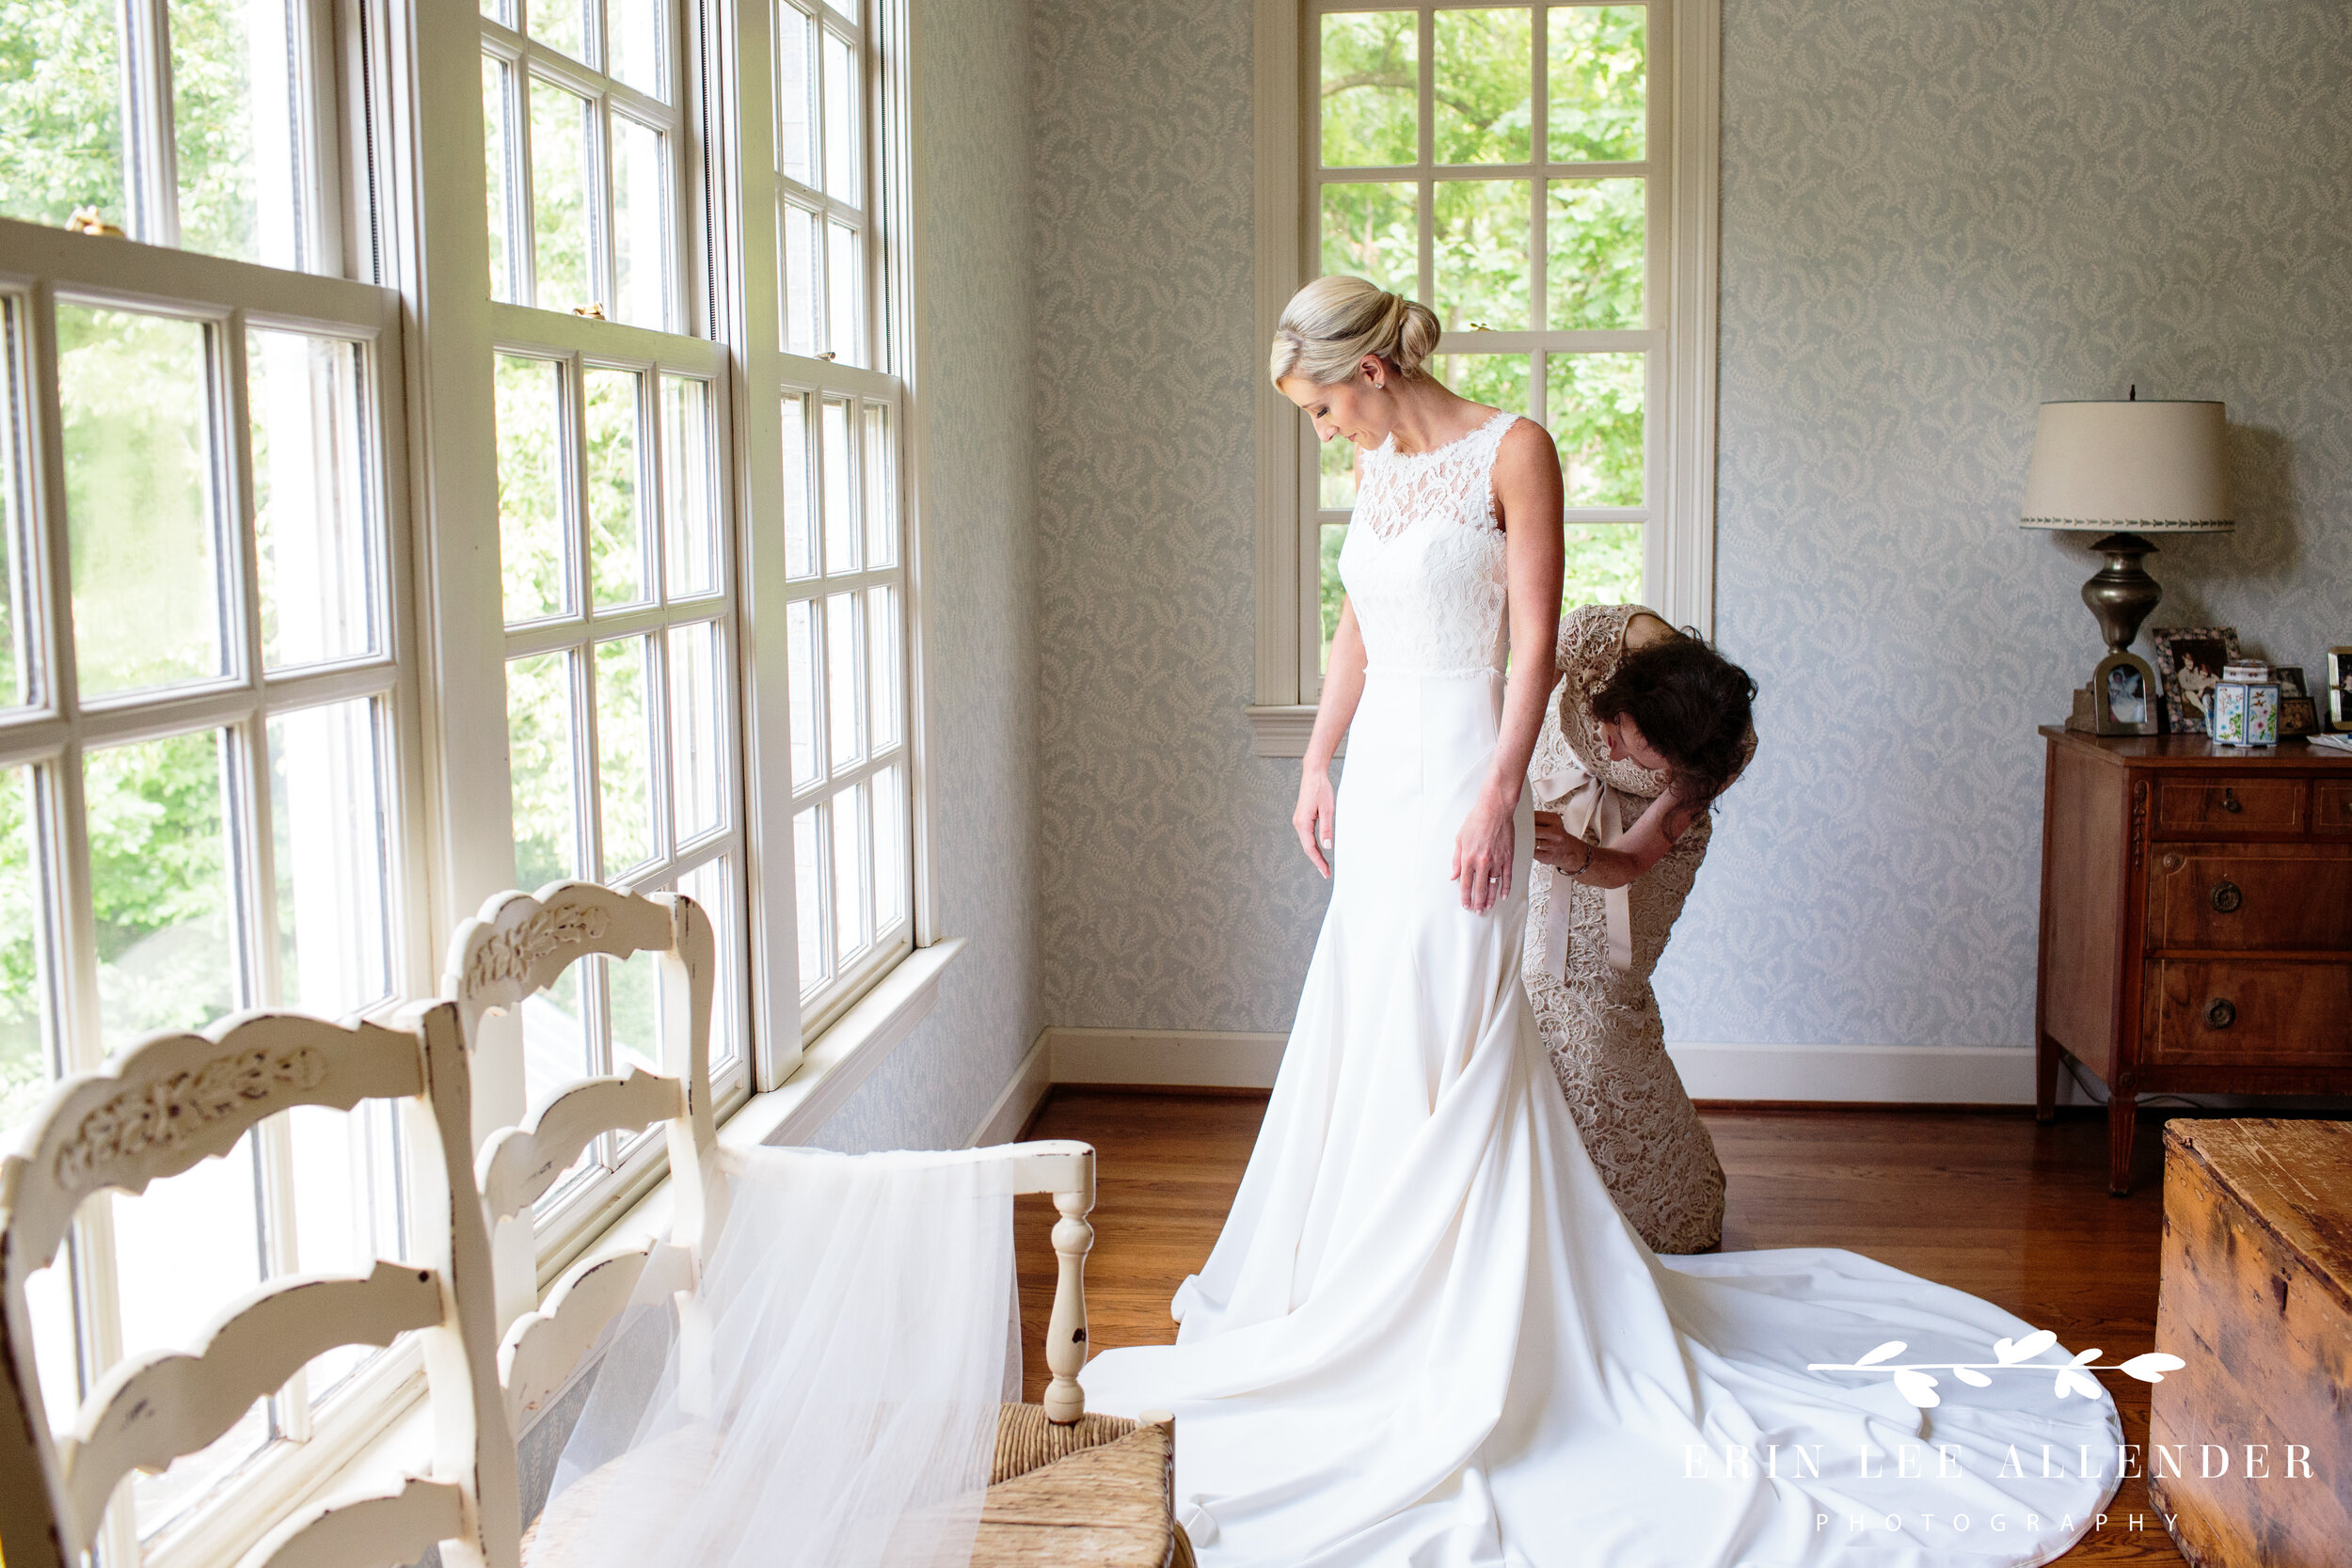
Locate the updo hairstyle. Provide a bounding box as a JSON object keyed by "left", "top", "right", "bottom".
{"left": 1268, "top": 275, "right": 1441, "bottom": 390}
{"left": 1588, "top": 632, "right": 1758, "bottom": 812}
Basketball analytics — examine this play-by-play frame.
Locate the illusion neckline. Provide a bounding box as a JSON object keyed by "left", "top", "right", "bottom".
{"left": 1375, "top": 404, "right": 1513, "bottom": 463}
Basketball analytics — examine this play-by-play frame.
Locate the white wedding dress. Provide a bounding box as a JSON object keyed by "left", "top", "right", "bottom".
{"left": 1078, "top": 407, "right": 2125, "bottom": 1567}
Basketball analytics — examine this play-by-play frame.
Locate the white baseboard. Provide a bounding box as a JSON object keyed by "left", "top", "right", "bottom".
{"left": 1038, "top": 1027, "right": 2066, "bottom": 1104}
{"left": 969, "top": 1033, "right": 1054, "bottom": 1146}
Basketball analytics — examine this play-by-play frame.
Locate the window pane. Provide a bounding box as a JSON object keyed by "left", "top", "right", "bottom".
{"left": 780, "top": 391, "right": 813, "bottom": 577}
{"left": 672, "top": 856, "right": 736, "bottom": 1069}
{"left": 482, "top": 0, "right": 506, "bottom": 21}
{"left": 0, "top": 765, "right": 53, "bottom": 1136}
{"left": 786, "top": 598, "right": 818, "bottom": 788}
{"left": 85, "top": 730, "right": 237, "bottom": 1050}
{"left": 1433, "top": 180, "right": 1532, "bottom": 330}
{"left": 1564, "top": 522, "right": 1642, "bottom": 607}
{"left": 819, "top": 0, "right": 849, "bottom": 17}
{"left": 864, "top": 584, "right": 897, "bottom": 752}
{"left": 585, "top": 368, "right": 648, "bottom": 610}
{"left": 0, "top": 298, "right": 29, "bottom": 707}
{"left": 871, "top": 763, "right": 902, "bottom": 933}
{"left": 1434, "top": 7, "right": 1531, "bottom": 165}
{"left": 829, "top": 780, "right": 865, "bottom": 962}
{"left": 826, "top": 220, "right": 860, "bottom": 366}
{"left": 0, "top": 0, "right": 127, "bottom": 230}
{"left": 823, "top": 591, "right": 859, "bottom": 769}
{"left": 484, "top": 56, "right": 517, "bottom": 301}
{"left": 507, "top": 650, "right": 580, "bottom": 887}
{"left": 171, "top": 0, "right": 305, "bottom": 267}
{"left": 594, "top": 635, "right": 658, "bottom": 874}
{"left": 661, "top": 375, "right": 717, "bottom": 597}
{"left": 792, "top": 804, "right": 824, "bottom": 993}
{"left": 1547, "top": 350, "right": 1644, "bottom": 505}
{"left": 820, "top": 28, "right": 856, "bottom": 199}
{"left": 285, "top": 1097, "right": 405, "bottom": 1397}
{"left": 1428, "top": 353, "right": 1529, "bottom": 417}
{"left": 781, "top": 204, "right": 819, "bottom": 356}
{"left": 24, "top": 1252, "right": 78, "bottom": 1433}
{"left": 496, "top": 353, "right": 570, "bottom": 623}
{"left": 530, "top": 78, "right": 595, "bottom": 314}
{"left": 1548, "top": 5, "right": 1645, "bottom": 162}
{"left": 1319, "top": 182, "right": 1415, "bottom": 298}
{"left": 606, "top": 948, "right": 659, "bottom": 1075}
{"left": 774, "top": 1, "right": 813, "bottom": 184}
{"left": 528, "top": 0, "right": 587, "bottom": 62}
{"left": 113, "top": 1135, "right": 267, "bottom": 1536}
{"left": 819, "top": 396, "right": 852, "bottom": 572}
{"left": 1320, "top": 10, "right": 1416, "bottom": 167}
{"left": 608, "top": 0, "right": 664, "bottom": 97}
{"left": 268, "top": 700, "right": 391, "bottom": 1018}
{"left": 1319, "top": 436, "right": 1358, "bottom": 510}
{"left": 1546, "top": 177, "right": 1643, "bottom": 329}
{"left": 1318, "top": 522, "right": 1345, "bottom": 675}
{"left": 249, "top": 329, "right": 377, "bottom": 670}
{"left": 667, "top": 620, "right": 723, "bottom": 842}
{"left": 57, "top": 303, "right": 227, "bottom": 699}
{"left": 521, "top": 958, "right": 588, "bottom": 1111}
{"left": 611, "top": 116, "right": 670, "bottom": 331}
{"left": 860, "top": 402, "right": 893, "bottom": 567}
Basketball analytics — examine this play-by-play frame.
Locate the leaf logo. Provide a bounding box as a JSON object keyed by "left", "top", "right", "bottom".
{"left": 1808, "top": 1328, "right": 2186, "bottom": 1406}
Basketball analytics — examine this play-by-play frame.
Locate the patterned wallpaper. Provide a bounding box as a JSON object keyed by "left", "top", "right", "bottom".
{"left": 814, "top": 0, "right": 1043, "bottom": 1150}
{"left": 1031, "top": 0, "right": 2352, "bottom": 1051}
{"left": 1661, "top": 0, "right": 2352, "bottom": 1046}
{"left": 1033, "top": 0, "right": 1339, "bottom": 1031}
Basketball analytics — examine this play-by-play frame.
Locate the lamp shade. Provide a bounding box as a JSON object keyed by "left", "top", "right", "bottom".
{"left": 2018, "top": 399, "right": 2233, "bottom": 532}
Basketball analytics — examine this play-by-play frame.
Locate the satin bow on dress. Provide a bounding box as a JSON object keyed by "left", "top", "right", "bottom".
{"left": 1531, "top": 752, "right": 1633, "bottom": 976}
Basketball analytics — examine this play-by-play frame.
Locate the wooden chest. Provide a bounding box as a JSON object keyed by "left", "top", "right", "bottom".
{"left": 2149, "top": 1118, "right": 2352, "bottom": 1567}
{"left": 2034, "top": 728, "right": 2352, "bottom": 1192}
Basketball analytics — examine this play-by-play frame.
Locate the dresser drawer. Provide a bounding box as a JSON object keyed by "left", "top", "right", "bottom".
{"left": 2146, "top": 846, "right": 2352, "bottom": 952}
{"left": 2145, "top": 960, "right": 2352, "bottom": 1064}
{"left": 2317, "top": 781, "right": 2352, "bottom": 834}
{"left": 2154, "top": 777, "right": 2304, "bottom": 836}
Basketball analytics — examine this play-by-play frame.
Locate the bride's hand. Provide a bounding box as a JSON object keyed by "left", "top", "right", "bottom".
{"left": 1295, "top": 766, "right": 1336, "bottom": 878}
{"left": 1451, "top": 789, "right": 1518, "bottom": 912}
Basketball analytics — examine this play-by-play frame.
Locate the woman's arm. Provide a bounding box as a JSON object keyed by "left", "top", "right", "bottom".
{"left": 1451, "top": 420, "right": 1565, "bottom": 912}
{"left": 1533, "top": 788, "right": 1699, "bottom": 889}
{"left": 1294, "top": 596, "right": 1366, "bottom": 878}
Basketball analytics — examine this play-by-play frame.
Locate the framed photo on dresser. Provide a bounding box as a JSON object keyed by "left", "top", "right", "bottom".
{"left": 2151, "top": 626, "right": 2240, "bottom": 735}
{"left": 2329, "top": 647, "right": 2352, "bottom": 731}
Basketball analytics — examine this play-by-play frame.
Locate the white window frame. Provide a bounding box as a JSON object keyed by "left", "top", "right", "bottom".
{"left": 1246, "top": 0, "right": 1720, "bottom": 755}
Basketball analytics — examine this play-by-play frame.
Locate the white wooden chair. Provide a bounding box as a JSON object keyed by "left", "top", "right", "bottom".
{"left": 443, "top": 879, "right": 1115, "bottom": 1562}
{"left": 0, "top": 1004, "right": 517, "bottom": 1568}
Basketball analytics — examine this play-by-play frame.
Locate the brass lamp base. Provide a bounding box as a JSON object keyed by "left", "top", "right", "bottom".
{"left": 2063, "top": 535, "right": 2163, "bottom": 736}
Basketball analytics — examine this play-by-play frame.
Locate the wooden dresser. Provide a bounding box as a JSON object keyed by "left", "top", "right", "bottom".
{"left": 2033, "top": 727, "right": 2352, "bottom": 1193}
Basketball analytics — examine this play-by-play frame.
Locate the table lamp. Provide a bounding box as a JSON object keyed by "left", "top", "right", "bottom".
{"left": 2019, "top": 394, "right": 2233, "bottom": 735}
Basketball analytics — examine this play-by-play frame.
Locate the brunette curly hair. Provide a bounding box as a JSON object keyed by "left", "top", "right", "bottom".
{"left": 1588, "top": 631, "right": 1757, "bottom": 812}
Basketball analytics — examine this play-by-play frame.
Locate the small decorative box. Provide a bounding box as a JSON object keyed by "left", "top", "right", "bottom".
{"left": 2208, "top": 664, "right": 2280, "bottom": 747}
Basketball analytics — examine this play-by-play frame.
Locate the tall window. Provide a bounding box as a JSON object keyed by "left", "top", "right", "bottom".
{"left": 481, "top": 0, "right": 754, "bottom": 1219}
{"left": 0, "top": 0, "right": 418, "bottom": 1537}
{"left": 1254, "top": 0, "right": 1714, "bottom": 732}
{"left": 768, "top": 0, "right": 913, "bottom": 1034}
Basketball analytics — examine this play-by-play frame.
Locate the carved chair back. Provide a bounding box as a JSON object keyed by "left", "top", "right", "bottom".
{"left": 0, "top": 1006, "right": 516, "bottom": 1568}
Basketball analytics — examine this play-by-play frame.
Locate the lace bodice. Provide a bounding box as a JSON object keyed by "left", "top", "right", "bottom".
{"left": 1338, "top": 406, "right": 1521, "bottom": 675}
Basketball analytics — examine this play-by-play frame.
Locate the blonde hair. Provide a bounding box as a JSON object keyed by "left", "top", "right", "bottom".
{"left": 1268, "top": 275, "right": 1441, "bottom": 390}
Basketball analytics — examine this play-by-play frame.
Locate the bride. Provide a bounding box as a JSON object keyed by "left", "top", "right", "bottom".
{"left": 1076, "top": 277, "right": 2126, "bottom": 1566}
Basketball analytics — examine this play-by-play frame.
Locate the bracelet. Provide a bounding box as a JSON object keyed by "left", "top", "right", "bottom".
{"left": 1564, "top": 839, "right": 1595, "bottom": 878}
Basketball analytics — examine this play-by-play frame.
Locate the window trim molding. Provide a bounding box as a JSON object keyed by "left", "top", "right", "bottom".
{"left": 1247, "top": 0, "right": 1720, "bottom": 756}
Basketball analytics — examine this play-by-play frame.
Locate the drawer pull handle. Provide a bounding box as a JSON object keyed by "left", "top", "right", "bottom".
{"left": 2209, "top": 879, "right": 2243, "bottom": 914}
{"left": 2221, "top": 788, "right": 2243, "bottom": 814}
{"left": 2206, "top": 998, "right": 2237, "bottom": 1029}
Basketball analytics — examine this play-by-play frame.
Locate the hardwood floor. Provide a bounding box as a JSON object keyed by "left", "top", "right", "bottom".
{"left": 1014, "top": 1088, "right": 2201, "bottom": 1563}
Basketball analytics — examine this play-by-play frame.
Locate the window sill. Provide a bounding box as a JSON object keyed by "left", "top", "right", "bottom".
{"left": 1246, "top": 705, "right": 1341, "bottom": 759}
{"left": 147, "top": 936, "right": 965, "bottom": 1568}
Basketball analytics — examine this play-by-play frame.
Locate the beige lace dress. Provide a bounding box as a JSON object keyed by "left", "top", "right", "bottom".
{"left": 1521, "top": 602, "right": 1748, "bottom": 1254}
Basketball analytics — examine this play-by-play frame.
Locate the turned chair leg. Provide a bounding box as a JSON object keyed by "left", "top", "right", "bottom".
{"left": 1043, "top": 1188, "right": 1094, "bottom": 1424}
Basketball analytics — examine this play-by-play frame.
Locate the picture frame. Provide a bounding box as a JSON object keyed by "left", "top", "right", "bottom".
{"left": 2089, "top": 651, "right": 2157, "bottom": 735}
{"left": 2151, "top": 626, "right": 2241, "bottom": 736}
{"left": 2276, "top": 665, "right": 2310, "bottom": 699}
{"left": 2330, "top": 648, "right": 2352, "bottom": 733}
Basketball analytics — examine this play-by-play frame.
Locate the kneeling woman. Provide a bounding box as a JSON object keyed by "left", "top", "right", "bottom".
{"left": 1525, "top": 602, "right": 1756, "bottom": 1254}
